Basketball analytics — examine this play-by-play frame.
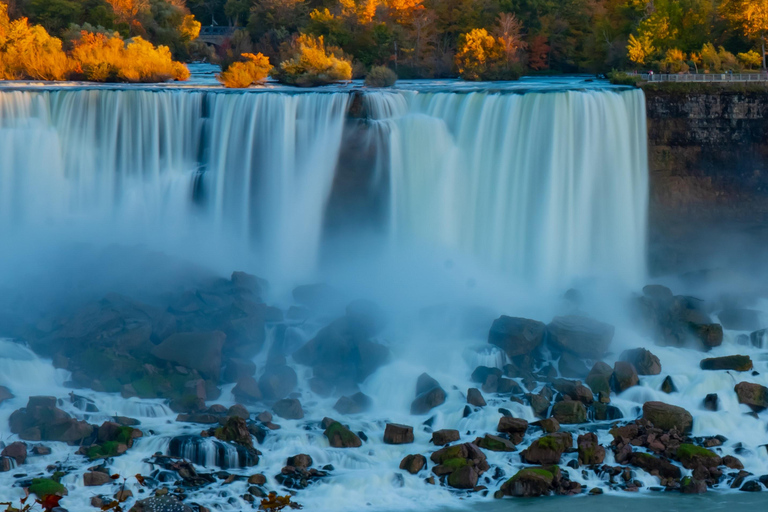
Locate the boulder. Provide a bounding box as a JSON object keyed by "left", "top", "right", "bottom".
{"left": 474, "top": 434, "right": 516, "bottom": 452}
{"left": 430, "top": 443, "right": 489, "bottom": 489}
{"left": 500, "top": 467, "right": 558, "bottom": 497}
{"left": 675, "top": 444, "right": 721, "bottom": 470}
{"left": 83, "top": 471, "right": 111, "bottom": 486}
{"left": 546, "top": 316, "right": 614, "bottom": 359}
{"left": 611, "top": 361, "right": 639, "bottom": 393}
{"left": 384, "top": 423, "right": 414, "bottom": 444}
{"left": 400, "top": 454, "right": 426, "bottom": 474}
{"left": 488, "top": 316, "right": 546, "bottom": 358}
{"left": 287, "top": 454, "right": 313, "bottom": 469}
{"left": 700, "top": 355, "right": 753, "bottom": 372}
{"left": 221, "top": 358, "right": 257, "bottom": 383}
{"left": 410, "top": 373, "right": 446, "bottom": 415}
{"left": 619, "top": 348, "right": 661, "bottom": 375}
{"left": 432, "top": 429, "right": 460, "bottom": 446}
{"left": 533, "top": 417, "right": 560, "bottom": 433}
{"left": 232, "top": 377, "right": 262, "bottom": 403}
{"left": 214, "top": 416, "right": 254, "bottom": 448}
{"left": 628, "top": 452, "right": 681, "bottom": 480}
{"left": 0, "top": 386, "right": 13, "bottom": 406}
{"left": 661, "top": 375, "right": 677, "bottom": 394}
{"left": 734, "top": 382, "right": 768, "bottom": 411}
{"left": 750, "top": 329, "right": 767, "bottom": 349}
{"left": 717, "top": 309, "right": 763, "bottom": 331}
{"left": 293, "top": 316, "right": 389, "bottom": 392}
{"left": 585, "top": 362, "right": 612, "bottom": 396}
{"left": 470, "top": 366, "right": 502, "bottom": 384}
{"left": 467, "top": 388, "right": 486, "bottom": 407}
{"left": 529, "top": 392, "right": 551, "bottom": 418}
{"left": 681, "top": 477, "right": 707, "bottom": 494}
{"left": 151, "top": 331, "right": 226, "bottom": 381}
{"left": 551, "top": 400, "right": 587, "bottom": 424}
{"left": 1, "top": 442, "right": 27, "bottom": 465}
{"left": 333, "top": 392, "right": 372, "bottom": 415}
{"left": 128, "top": 496, "right": 193, "bottom": 512}
{"left": 258, "top": 365, "right": 298, "bottom": 400}
{"left": 552, "top": 379, "right": 593, "bottom": 404}
{"left": 703, "top": 393, "right": 718, "bottom": 411}
{"left": 272, "top": 399, "right": 304, "bottom": 420}
{"left": 642, "top": 401, "right": 693, "bottom": 433}
{"left": 577, "top": 433, "right": 605, "bottom": 465}
{"left": 9, "top": 397, "right": 93, "bottom": 443}
{"left": 324, "top": 421, "right": 362, "bottom": 448}
{"left": 520, "top": 433, "right": 572, "bottom": 465}
{"left": 558, "top": 352, "right": 590, "bottom": 378}
{"left": 497, "top": 417, "right": 528, "bottom": 444}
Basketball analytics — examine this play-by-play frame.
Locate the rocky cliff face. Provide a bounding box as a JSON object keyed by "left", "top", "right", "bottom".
{"left": 644, "top": 84, "right": 768, "bottom": 274}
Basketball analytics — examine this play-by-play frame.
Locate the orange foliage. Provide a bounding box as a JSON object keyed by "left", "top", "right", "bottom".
{"left": 0, "top": 3, "right": 69, "bottom": 80}
{"left": 0, "top": 2, "right": 189, "bottom": 83}
{"left": 70, "top": 31, "right": 189, "bottom": 82}
{"left": 217, "top": 52, "right": 272, "bottom": 88}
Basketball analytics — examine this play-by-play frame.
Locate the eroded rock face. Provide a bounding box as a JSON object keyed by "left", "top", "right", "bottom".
{"left": 546, "top": 316, "right": 614, "bottom": 359}
{"left": 151, "top": 331, "right": 226, "bottom": 381}
{"left": 635, "top": 291, "right": 723, "bottom": 350}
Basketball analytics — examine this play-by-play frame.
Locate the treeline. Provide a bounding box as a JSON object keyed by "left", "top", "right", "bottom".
{"left": 4, "top": 0, "right": 205, "bottom": 60}
{"left": 0, "top": 1, "right": 195, "bottom": 81}
{"left": 187, "top": 0, "right": 767, "bottom": 78}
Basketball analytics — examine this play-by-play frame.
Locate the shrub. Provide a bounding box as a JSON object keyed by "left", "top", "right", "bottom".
{"left": 272, "top": 34, "right": 352, "bottom": 87}
{"left": 364, "top": 65, "right": 397, "bottom": 87}
{"left": 660, "top": 48, "right": 689, "bottom": 74}
{"left": 718, "top": 46, "right": 740, "bottom": 72}
{"left": 738, "top": 50, "right": 762, "bottom": 70}
{"left": 607, "top": 70, "right": 643, "bottom": 86}
{"left": 217, "top": 52, "right": 272, "bottom": 88}
{"left": 701, "top": 43, "right": 720, "bottom": 72}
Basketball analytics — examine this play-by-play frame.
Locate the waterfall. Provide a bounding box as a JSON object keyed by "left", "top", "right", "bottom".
{"left": 0, "top": 86, "right": 647, "bottom": 287}
{"left": 377, "top": 89, "right": 648, "bottom": 288}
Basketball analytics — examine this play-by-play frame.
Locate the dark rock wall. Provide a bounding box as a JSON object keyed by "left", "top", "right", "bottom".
{"left": 644, "top": 85, "right": 768, "bottom": 275}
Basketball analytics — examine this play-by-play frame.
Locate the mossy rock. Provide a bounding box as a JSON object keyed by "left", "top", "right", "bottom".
{"left": 324, "top": 421, "right": 362, "bottom": 448}
{"left": 676, "top": 443, "right": 721, "bottom": 469}
{"left": 29, "top": 478, "right": 67, "bottom": 497}
{"left": 441, "top": 457, "right": 469, "bottom": 471}
{"left": 87, "top": 441, "right": 121, "bottom": 460}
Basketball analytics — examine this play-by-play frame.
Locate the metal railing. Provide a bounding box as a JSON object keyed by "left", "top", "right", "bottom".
{"left": 640, "top": 73, "right": 768, "bottom": 82}
{"left": 200, "top": 26, "right": 235, "bottom": 37}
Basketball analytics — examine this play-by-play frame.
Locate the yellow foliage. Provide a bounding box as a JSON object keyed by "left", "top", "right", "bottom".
{"left": 455, "top": 28, "right": 521, "bottom": 81}
{"left": 180, "top": 15, "right": 201, "bottom": 42}
{"left": 217, "top": 52, "right": 272, "bottom": 88}
{"left": 721, "top": 0, "right": 768, "bottom": 41}
{"left": 738, "top": 49, "right": 762, "bottom": 69}
{"left": 0, "top": 4, "right": 69, "bottom": 80}
{"left": 273, "top": 34, "right": 352, "bottom": 86}
{"left": 627, "top": 33, "right": 655, "bottom": 65}
{"left": 69, "top": 31, "right": 189, "bottom": 82}
{"left": 660, "top": 48, "right": 688, "bottom": 73}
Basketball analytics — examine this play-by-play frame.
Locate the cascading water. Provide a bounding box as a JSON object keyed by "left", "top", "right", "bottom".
{"left": 0, "top": 86, "right": 646, "bottom": 287}
{"left": 377, "top": 89, "right": 648, "bottom": 287}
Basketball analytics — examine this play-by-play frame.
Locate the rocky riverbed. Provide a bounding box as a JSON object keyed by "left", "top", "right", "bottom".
{"left": 0, "top": 265, "right": 767, "bottom": 512}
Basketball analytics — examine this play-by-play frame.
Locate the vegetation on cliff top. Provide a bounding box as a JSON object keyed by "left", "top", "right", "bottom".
{"left": 0, "top": 2, "right": 190, "bottom": 81}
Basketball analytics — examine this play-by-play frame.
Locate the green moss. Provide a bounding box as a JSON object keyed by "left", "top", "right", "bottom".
{"left": 437, "top": 445, "right": 463, "bottom": 463}
{"left": 641, "top": 82, "right": 768, "bottom": 95}
{"left": 481, "top": 437, "right": 509, "bottom": 451}
{"left": 608, "top": 70, "right": 642, "bottom": 87}
{"left": 115, "top": 426, "right": 135, "bottom": 444}
{"left": 441, "top": 457, "right": 469, "bottom": 471}
{"left": 51, "top": 471, "right": 65, "bottom": 483}
{"left": 29, "top": 478, "right": 66, "bottom": 497}
{"left": 537, "top": 435, "right": 561, "bottom": 451}
{"left": 326, "top": 422, "right": 359, "bottom": 444}
{"left": 676, "top": 444, "right": 717, "bottom": 460}
{"left": 508, "top": 467, "right": 554, "bottom": 484}
{"left": 634, "top": 452, "right": 656, "bottom": 461}
{"left": 87, "top": 441, "right": 120, "bottom": 460}
{"left": 681, "top": 476, "right": 692, "bottom": 486}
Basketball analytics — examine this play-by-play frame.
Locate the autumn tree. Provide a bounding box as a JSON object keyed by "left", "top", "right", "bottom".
{"left": 721, "top": 0, "right": 768, "bottom": 69}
